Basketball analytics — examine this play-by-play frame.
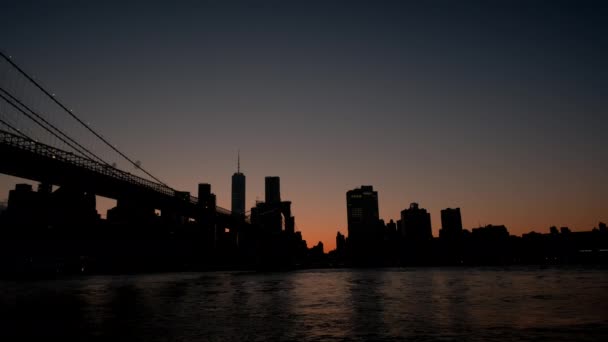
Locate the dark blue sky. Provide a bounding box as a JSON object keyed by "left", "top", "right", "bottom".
{"left": 1, "top": 0, "right": 606, "bottom": 249}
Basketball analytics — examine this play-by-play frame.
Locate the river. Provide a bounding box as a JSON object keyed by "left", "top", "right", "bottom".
{"left": 1, "top": 267, "right": 607, "bottom": 341}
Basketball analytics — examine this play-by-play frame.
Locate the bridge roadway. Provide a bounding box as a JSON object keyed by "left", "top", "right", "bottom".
{"left": 0, "top": 129, "right": 243, "bottom": 225}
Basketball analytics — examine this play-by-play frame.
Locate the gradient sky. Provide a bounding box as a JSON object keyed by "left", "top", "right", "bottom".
{"left": 1, "top": 0, "right": 607, "bottom": 250}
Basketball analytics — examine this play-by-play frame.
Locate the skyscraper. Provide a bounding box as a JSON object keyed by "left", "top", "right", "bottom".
{"left": 231, "top": 153, "right": 246, "bottom": 216}
{"left": 346, "top": 185, "right": 382, "bottom": 264}
{"left": 400, "top": 202, "right": 432, "bottom": 242}
{"left": 439, "top": 207, "right": 463, "bottom": 240}
{"left": 346, "top": 185, "right": 380, "bottom": 241}
{"left": 265, "top": 176, "right": 281, "bottom": 204}
{"left": 251, "top": 176, "right": 295, "bottom": 234}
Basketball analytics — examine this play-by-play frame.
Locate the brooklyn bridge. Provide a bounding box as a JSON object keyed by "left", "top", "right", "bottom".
{"left": 0, "top": 52, "right": 311, "bottom": 274}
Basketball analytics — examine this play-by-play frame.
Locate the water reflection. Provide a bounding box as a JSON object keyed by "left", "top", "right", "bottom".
{"left": 252, "top": 273, "right": 297, "bottom": 340}
{"left": 0, "top": 268, "right": 607, "bottom": 341}
{"left": 0, "top": 280, "right": 90, "bottom": 339}
{"left": 288, "top": 270, "right": 351, "bottom": 341}
{"left": 347, "top": 270, "right": 387, "bottom": 339}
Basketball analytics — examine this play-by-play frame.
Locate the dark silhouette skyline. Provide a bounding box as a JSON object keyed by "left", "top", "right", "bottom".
{"left": 0, "top": 51, "right": 606, "bottom": 271}
{"left": 1, "top": 3, "right": 607, "bottom": 342}
{"left": 1, "top": 0, "right": 606, "bottom": 250}
{"left": 333, "top": 185, "right": 607, "bottom": 267}
{"left": 0, "top": 175, "right": 606, "bottom": 275}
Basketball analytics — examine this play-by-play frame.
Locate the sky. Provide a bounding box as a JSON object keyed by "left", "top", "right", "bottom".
{"left": 1, "top": 0, "right": 607, "bottom": 250}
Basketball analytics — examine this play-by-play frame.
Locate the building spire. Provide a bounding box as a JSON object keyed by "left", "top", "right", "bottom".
{"left": 237, "top": 149, "right": 240, "bottom": 173}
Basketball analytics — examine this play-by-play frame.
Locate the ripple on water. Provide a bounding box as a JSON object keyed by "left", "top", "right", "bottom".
{"left": 0, "top": 267, "right": 607, "bottom": 341}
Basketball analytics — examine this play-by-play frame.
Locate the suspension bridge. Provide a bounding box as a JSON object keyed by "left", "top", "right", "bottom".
{"left": 0, "top": 51, "right": 241, "bottom": 226}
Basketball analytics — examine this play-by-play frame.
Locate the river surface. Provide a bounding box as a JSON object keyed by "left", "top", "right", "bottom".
{"left": 1, "top": 267, "right": 607, "bottom": 341}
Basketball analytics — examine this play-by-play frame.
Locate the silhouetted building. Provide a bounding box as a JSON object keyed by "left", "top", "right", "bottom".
{"left": 468, "top": 224, "right": 512, "bottom": 264}
{"left": 8, "top": 183, "right": 36, "bottom": 209}
{"left": 50, "top": 186, "right": 98, "bottom": 224}
{"left": 386, "top": 219, "right": 397, "bottom": 234}
{"left": 336, "top": 231, "right": 346, "bottom": 252}
{"left": 5, "top": 183, "right": 99, "bottom": 228}
{"left": 106, "top": 198, "right": 156, "bottom": 224}
{"left": 198, "top": 183, "right": 216, "bottom": 210}
{"left": 250, "top": 177, "right": 294, "bottom": 234}
{"left": 400, "top": 202, "right": 432, "bottom": 242}
{"left": 4, "top": 184, "right": 41, "bottom": 225}
{"left": 231, "top": 153, "right": 246, "bottom": 216}
{"left": 281, "top": 201, "right": 295, "bottom": 234}
{"left": 439, "top": 207, "right": 463, "bottom": 240}
{"left": 346, "top": 185, "right": 380, "bottom": 241}
{"left": 396, "top": 219, "right": 403, "bottom": 235}
{"left": 265, "top": 176, "right": 281, "bottom": 204}
{"left": 471, "top": 224, "right": 509, "bottom": 240}
{"left": 346, "top": 185, "right": 383, "bottom": 264}
{"left": 196, "top": 183, "right": 217, "bottom": 244}
{"left": 311, "top": 241, "right": 324, "bottom": 254}
{"left": 249, "top": 176, "right": 303, "bottom": 268}
{"left": 251, "top": 201, "right": 281, "bottom": 233}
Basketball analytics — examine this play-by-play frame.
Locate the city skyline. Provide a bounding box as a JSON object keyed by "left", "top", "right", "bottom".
{"left": 1, "top": 172, "right": 605, "bottom": 251}
{"left": 1, "top": 0, "right": 607, "bottom": 250}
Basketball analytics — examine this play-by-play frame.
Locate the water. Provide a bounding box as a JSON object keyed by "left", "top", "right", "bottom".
{"left": 1, "top": 267, "right": 607, "bottom": 341}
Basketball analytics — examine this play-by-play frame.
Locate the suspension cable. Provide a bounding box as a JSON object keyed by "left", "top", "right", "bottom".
{"left": 0, "top": 91, "right": 108, "bottom": 163}
{"left": 0, "top": 51, "right": 171, "bottom": 188}
{"left": 0, "top": 115, "right": 29, "bottom": 138}
{"left": 0, "top": 86, "right": 109, "bottom": 164}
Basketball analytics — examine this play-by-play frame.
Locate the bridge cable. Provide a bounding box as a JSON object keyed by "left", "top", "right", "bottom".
{"left": 0, "top": 115, "right": 30, "bottom": 139}
{"left": 0, "top": 91, "right": 109, "bottom": 164}
{"left": 0, "top": 86, "right": 110, "bottom": 165}
{"left": 0, "top": 51, "right": 171, "bottom": 188}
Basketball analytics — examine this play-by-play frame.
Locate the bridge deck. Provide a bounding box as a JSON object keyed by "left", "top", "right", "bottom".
{"left": 0, "top": 129, "right": 237, "bottom": 219}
